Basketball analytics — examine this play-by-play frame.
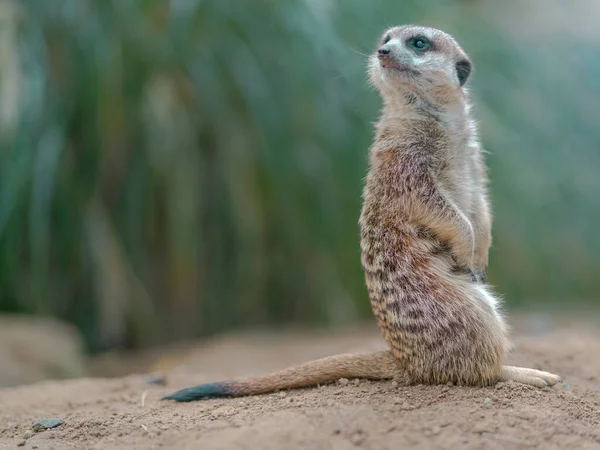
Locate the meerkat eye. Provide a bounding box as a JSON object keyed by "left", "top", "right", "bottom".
{"left": 382, "top": 35, "right": 391, "bottom": 45}
{"left": 409, "top": 36, "right": 432, "bottom": 52}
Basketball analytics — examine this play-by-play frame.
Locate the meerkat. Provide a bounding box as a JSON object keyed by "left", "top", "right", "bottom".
{"left": 162, "top": 25, "right": 562, "bottom": 402}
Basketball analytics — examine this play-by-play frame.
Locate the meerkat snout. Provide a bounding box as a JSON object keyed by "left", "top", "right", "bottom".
{"left": 377, "top": 46, "right": 391, "bottom": 57}
{"left": 376, "top": 37, "right": 404, "bottom": 59}
{"left": 376, "top": 37, "right": 416, "bottom": 71}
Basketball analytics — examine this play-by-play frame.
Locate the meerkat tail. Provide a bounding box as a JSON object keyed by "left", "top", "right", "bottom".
{"left": 162, "top": 350, "right": 400, "bottom": 402}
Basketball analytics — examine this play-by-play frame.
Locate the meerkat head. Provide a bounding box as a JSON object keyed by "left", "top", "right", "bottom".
{"left": 369, "top": 25, "right": 472, "bottom": 104}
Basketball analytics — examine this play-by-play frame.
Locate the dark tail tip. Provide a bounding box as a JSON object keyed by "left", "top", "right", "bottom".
{"left": 162, "top": 382, "right": 234, "bottom": 402}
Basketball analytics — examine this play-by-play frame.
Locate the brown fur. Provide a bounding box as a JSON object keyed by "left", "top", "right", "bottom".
{"left": 222, "top": 352, "right": 400, "bottom": 396}
{"left": 164, "top": 25, "right": 561, "bottom": 402}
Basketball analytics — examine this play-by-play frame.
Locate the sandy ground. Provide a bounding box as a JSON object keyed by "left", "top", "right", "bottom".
{"left": 1, "top": 314, "right": 600, "bottom": 450}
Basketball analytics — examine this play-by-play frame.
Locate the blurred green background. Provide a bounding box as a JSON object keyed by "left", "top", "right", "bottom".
{"left": 1, "top": 0, "right": 599, "bottom": 354}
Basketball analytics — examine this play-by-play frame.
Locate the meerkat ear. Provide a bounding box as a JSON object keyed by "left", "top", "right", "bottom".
{"left": 455, "top": 59, "right": 472, "bottom": 86}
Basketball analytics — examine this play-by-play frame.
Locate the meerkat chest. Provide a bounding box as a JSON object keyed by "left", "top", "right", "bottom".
{"left": 437, "top": 148, "right": 478, "bottom": 213}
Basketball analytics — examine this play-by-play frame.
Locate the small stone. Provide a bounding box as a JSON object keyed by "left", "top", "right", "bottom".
{"left": 483, "top": 397, "right": 492, "bottom": 407}
{"left": 350, "top": 432, "right": 364, "bottom": 446}
{"left": 17, "top": 441, "right": 26, "bottom": 447}
{"left": 338, "top": 378, "right": 349, "bottom": 387}
{"left": 391, "top": 380, "right": 398, "bottom": 388}
{"left": 353, "top": 379, "right": 360, "bottom": 386}
{"left": 23, "top": 430, "right": 34, "bottom": 440}
{"left": 143, "top": 374, "right": 166, "bottom": 386}
{"left": 32, "top": 418, "right": 64, "bottom": 432}
{"left": 472, "top": 423, "right": 488, "bottom": 434}
{"left": 431, "top": 426, "right": 441, "bottom": 435}
{"left": 277, "top": 391, "right": 287, "bottom": 398}
{"left": 447, "top": 381, "right": 454, "bottom": 387}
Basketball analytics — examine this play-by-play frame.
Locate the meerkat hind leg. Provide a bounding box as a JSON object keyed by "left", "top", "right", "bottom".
{"left": 500, "top": 366, "right": 562, "bottom": 388}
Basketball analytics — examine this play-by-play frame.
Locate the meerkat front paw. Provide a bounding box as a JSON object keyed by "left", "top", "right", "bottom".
{"left": 476, "top": 269, "right": 486, "bottom": 283}
{"left": 467, "top": 268, "right": 487, "bottom": 283}
{"left": 452, "top": 243, "right": 475, "bottom": 274}
{"left": 451, "top": 221, "right": 476, "bottom": 271}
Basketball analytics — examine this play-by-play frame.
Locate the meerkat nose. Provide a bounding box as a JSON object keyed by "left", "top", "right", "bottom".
{"left": 378, "top": 45, "right": 391, "bottom": 58}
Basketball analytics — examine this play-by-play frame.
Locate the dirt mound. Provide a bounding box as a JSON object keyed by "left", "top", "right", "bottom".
{"left": 0, "top": 315, "right": 87, "bottom": 388}
{"left": 1, "top": 315, "right": 599, "bottom": 449}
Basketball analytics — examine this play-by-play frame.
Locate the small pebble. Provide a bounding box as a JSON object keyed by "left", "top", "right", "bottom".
{"left": 447, "top": 381, "right": 454, "bottom": 387}
{"left": 143, "top": 374, "right": 166, "bottom": 386}
{"left": 391, "top": 380, "right": 398, "bottom": 388}
{"left": 277, "top": 391, "right": 287, "bottom": 398}
{"left": 483, "top": 397, "right": 492, "bottom": 407}
{"left": 350, "top": 432, "right": 364, "bottom": 446}
{"left": 353, "top": 379, "right": 360, "bottom": 386}
{"left": 23, "top": 430, "right": 34, "bottom": 440}
{"left": 338, "top": 378, "right": 349, "bottom": 387}
{"left": 32, "top": 418, "right": 64, "bottom": 432}
{"left": 17, "top": 441, "right": 26, "bottom": 447}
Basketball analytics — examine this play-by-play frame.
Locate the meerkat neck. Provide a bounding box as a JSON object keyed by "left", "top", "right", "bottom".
{"left": 383, "top": 90, "right": 468, "bottom": 121}
{"left": 380, "top": 90, "right": 474, "bottom": 144}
